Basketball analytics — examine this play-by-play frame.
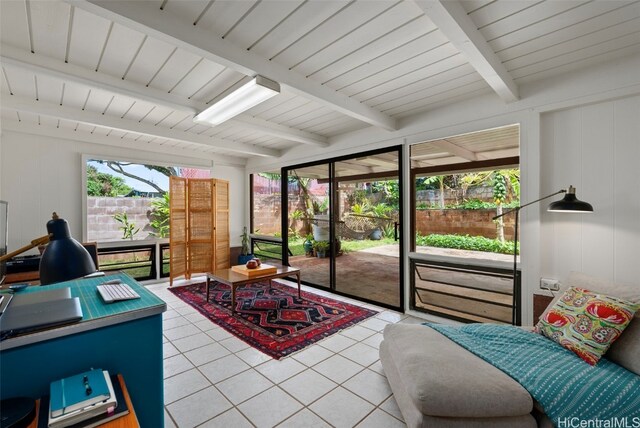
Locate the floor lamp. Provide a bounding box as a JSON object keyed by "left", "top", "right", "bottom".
{"left": 493, "top": 185, "right": 593, "bottom": 325}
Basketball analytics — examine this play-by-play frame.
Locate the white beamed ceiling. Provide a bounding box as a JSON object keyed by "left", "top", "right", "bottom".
{"left": 1, "top": 0, "right": 638, "bottom": 161}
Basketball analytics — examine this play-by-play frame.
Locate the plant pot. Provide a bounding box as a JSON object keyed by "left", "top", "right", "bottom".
{"left": 316, "top": 251, "right": 326, "bottom": 258}
{"left": 369, "top": 228, "right": 383, "bottom": 240}
{"left": 238, "top": 254, "right": 255, "bottom": 265}
{"left": 303, "top": 239, "right": 314, "bottom": 256}
{"left": 312, "top": 214, "right": 330, "bottom": 241}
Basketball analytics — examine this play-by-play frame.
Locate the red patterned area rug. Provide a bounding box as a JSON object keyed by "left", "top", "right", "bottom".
{"left": 169, "top": 281, "right": 377, "bottom": 359}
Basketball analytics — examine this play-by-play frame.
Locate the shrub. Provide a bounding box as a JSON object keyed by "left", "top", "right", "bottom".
{"left": 149, "top": 193, "right": 170, "bottom": 238}
{"left": 415, "top": 233, "right": 518, "bottom": 255}
{"left": 415, "top": 199, "right": 521, "bottom": 210}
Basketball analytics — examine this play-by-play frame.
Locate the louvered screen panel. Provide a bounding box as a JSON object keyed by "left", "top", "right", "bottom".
{"left": 169, "top": 177, "right": 188, "bottom": 285}
{"left": 187, "top": 179, "right": 215, "bottom": 275}
{"left": 214, "top": 180, "right": 230, "bottom": 270}
{"left": 169, "top": 178, "right": 230, "bottom": 283}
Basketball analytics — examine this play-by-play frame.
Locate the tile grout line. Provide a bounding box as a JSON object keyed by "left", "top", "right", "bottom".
{"left": 152, "top": 282, "right": 409, "bottom": 427}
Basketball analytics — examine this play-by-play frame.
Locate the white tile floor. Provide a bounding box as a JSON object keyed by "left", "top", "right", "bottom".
{"left": 147, "top": 278, "right": 421, "bottom": 428}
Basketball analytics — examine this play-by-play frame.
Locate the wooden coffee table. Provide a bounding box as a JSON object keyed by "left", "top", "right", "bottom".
{"left": 206, "top": 264, "right": 301, "bottom": 313}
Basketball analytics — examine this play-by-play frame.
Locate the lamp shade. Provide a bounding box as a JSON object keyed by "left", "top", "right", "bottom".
{"left": 547, "top": 185, "right": 593, "bottom": 213}
{"left": 39, "top": 213, "right": 96, "bottom": 285}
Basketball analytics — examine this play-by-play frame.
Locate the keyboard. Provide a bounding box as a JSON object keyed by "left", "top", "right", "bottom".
{"left": 97, "top": 282, "right": 140, "bottom": 303}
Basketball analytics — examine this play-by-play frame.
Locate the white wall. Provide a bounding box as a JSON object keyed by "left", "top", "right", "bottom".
{"left": 540, "top": 95, "right": 640, "bottom": 286}
{"left": 0, "top": 131, "right": 246, "bottom": 254}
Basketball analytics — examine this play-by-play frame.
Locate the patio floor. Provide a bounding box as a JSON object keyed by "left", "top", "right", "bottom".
{"left": 288, "top": 244, "right": 516, "bottom": 312}
{"left": 289, "top": 250, "right": 401, "bottom": 307}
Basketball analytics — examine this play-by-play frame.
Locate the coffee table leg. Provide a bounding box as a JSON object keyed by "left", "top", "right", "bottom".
{"left": 232, "top": 284, "right": 236, "bottom": 313}
{"left": 297, "top": 272, "right": 301, "bottom": 298}
{"left": 206, "top": 275, "right": 210, "bottom": 302}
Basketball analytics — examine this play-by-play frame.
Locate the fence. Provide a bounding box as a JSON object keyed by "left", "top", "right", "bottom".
{"left": 415, "top": 209, "right": 517, "bottom": 240}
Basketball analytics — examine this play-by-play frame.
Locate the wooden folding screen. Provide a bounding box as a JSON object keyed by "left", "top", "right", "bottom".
{"left": 170, "top": 177, "right": 188, "bottom": 283}
{"left": 169, "top": 177, "right": 230, "bottom": 285}
{"left": 214, "top": 180, "right": 230, "bottom": 272}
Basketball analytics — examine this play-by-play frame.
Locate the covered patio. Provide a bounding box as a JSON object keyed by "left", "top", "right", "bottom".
{"left": 288, "top": 244, "right": 515, "bottom": 313}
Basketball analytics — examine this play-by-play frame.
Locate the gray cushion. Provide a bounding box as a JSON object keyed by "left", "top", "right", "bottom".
{"left": 381, "top": 324, "right": 533, "bottom": 418}
{"left": 539, "top": 271, "right": 640, "bottom": 375}
{"left": 607, "top": 317, "right": 640, "bottom": 375}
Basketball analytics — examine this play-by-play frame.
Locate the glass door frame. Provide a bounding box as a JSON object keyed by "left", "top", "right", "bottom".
{"left": 281, "top": 145, "right": 404, "bottom": 312}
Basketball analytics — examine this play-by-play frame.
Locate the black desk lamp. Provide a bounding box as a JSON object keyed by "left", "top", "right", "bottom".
{"left": 0, "top": 213, "right": 97, "bottom": 285}
{"left": 39, "top": 213, "right": 97, "bottom": 285}
{"left": 493, "top": 185, "right": 593, "bottom": 325}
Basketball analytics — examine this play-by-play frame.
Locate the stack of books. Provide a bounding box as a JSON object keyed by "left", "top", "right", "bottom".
{"left": 44, "top": 369, "right": 128, "bottom": 428}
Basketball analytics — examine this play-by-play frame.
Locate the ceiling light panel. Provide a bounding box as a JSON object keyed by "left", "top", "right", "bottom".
{"left": 194, "top": 75, "right": 280, "bottom": 126}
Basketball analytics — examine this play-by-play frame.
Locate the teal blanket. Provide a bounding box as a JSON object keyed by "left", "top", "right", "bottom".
{"left": 426, "top": 324, "right": 640, "bottom": 424}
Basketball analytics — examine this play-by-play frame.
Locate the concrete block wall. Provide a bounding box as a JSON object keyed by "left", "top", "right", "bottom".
{"left": 87, "top": 196, "right": 159, "bottom": 242}
{"left": 415, "top": 209, "right": 517, "bottom": 240}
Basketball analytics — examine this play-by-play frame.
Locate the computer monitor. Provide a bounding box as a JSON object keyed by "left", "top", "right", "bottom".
{"left": 0, "top": 200, "right": 7, "bottom": 284}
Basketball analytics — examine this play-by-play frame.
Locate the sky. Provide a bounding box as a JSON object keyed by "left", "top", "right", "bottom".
{"left": 88, "top": 160, "right": 169, "bottom": 192}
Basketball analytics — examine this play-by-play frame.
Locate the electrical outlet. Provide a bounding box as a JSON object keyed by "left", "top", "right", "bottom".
{"left": 540, "top": 278, "right": 560, "bottom": 291}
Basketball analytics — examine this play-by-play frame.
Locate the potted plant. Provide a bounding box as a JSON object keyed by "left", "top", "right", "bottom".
{"left": 303, "top": 234, "right": 314, "bottom": 257}
{"left": 313, "top": 240, "right": 330, "bottom": 258}
{"left": 238, "top": 227, "right": 254, "bottom": 264}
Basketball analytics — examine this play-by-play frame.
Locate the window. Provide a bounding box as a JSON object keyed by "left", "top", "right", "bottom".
{"left": 413, "top": 168, "right": 520, "bottom": 256}
{"left": 250, "top": 172, "right": 282, "bottom": 237}
{"left": 85, "top": 159, "right": 210, "bottom": 243}
{"left": 84, "top": 159, "right": 210, "bottom": 281}
{"left": 409, "top": 124, "right": 521, "bottom": 324}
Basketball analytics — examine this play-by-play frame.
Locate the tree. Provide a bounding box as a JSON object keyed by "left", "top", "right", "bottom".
{"left": 422, "top": 175, "right": 447, "bottom": 209}
{"left": 258, "top": 172, "right": 318, "bottom": 235}
{"left": 86, "top": 165, "right": 132, "bottom": 196}
{"left": 370, "top": 180, "right": 399, "bottom": 208}
{"left": 95, "top": 161, "right": 178, "bottom": 195}
{"left": 461, "top": 169, "right": 520, "bottom": 242}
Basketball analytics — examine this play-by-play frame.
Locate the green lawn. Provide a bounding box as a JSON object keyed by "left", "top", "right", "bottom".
{"left": 288, "top": 237, "right": 395, "bottom": 257}
{"left": 251, "top": 237, "right": 396, "bottom": 258}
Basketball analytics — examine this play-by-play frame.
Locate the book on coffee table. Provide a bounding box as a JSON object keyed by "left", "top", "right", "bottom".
{"left": 231, "top": 264, "right": 278, "bottom": 277}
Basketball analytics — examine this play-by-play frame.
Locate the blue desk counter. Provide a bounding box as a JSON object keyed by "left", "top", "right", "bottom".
{"left": 0, "top": 273, "right": 166, "bottom": 427}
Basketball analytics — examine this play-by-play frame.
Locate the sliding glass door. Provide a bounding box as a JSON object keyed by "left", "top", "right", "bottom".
{"left": 334, "top": 151, "right": 400, "bottom": 307}
{"left": 283, "top": 147, "right": 403, "bottom": 311}
{"left": 285, "top": 163, "right": 331, "bottom": 289}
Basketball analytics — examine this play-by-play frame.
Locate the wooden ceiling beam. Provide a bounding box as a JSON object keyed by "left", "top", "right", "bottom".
{"left": 69, "top": 0, "right": 398, "bottom": 131}
{"left": 1, "top": 46, "right": 327, "bottom": 147}
{"left": 1, "top": 119, "right": 245, "bottom": 166}
{"left": 430, "top": 139, "right": 478, "bottom": 161}
{"left": 2, "top": 95, "right": 280, "bottom": 157}
{"left": 230, "top": 115, "right": 328, "bottom": 147}
{"left": 415, "top": 0, "right": 519, "bottom": 103}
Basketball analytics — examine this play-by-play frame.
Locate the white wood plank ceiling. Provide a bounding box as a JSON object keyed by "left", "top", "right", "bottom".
{"left": 1, "top": 0, "right": 638, "bottom": 163}
{"left": 411, "top": 123, "right": 520, "bottom": 169}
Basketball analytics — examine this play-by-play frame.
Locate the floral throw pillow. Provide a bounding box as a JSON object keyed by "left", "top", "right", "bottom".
{"left": 535, "top": 287, "right": 639, "bottom": 365}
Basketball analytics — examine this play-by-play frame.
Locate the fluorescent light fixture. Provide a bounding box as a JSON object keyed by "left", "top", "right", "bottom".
{"left": 194, "top": 75, "right": 280, "bottom": 126}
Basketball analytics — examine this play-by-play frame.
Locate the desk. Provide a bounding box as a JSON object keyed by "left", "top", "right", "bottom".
{"left": 0, "top": 273, "right": 165, "bottom": 427}
{"left": 206, "top": 264, "right": 301, "bottom": 313}
{"left": 3, "top": 270, "right": 40, "bottom": 286}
